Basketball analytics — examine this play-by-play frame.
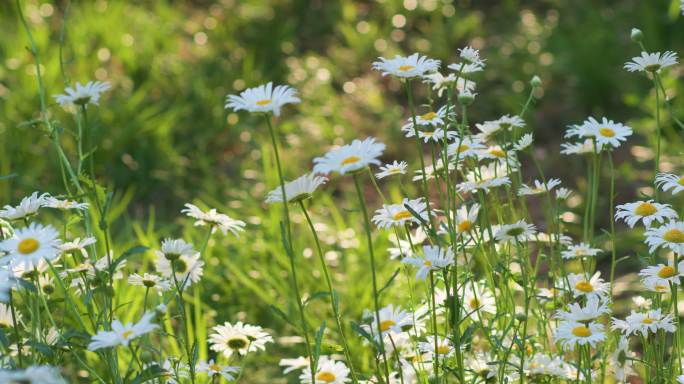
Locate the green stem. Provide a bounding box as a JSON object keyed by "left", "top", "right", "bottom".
{"left": 352, "top": 172, "right": 390, "bottom": 383}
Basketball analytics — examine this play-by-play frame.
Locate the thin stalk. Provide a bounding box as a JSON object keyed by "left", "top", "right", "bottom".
{"left": 352, "top": 172, "right": 390, "bottom": 382}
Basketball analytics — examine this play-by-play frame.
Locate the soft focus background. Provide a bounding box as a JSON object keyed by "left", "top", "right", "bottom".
{"left": 2, "top": 0, "right": 684, "bottom": 381}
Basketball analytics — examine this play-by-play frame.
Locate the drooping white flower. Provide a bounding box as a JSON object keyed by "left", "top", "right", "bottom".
{"left": 265, "top": 173, "right": 327, "bottom": 204}
{"left": 655, "top": 172, "right": 684, "bottom": 195}
{"left": 58, "top": 237, "right": 96, "bottom": 258}
{"left": 402, "top": 245, "right": 454, "bottom": 280}
{"left": 155, "top": 244, "right": 204, "bottom": 288}
{"left": 313, "top": 137, "right": 385, "bottom": 175}
{"left": 372, "top": 198, "right": 429, "bottom": 230}
{"left": 555, "top": 187, "right": 573, "bottom": 200}
{"left": 0, "top": 223, "right": 61, "bottom": 269}
{"left": 181, "top": 203, "right": 245, "bottom": 236}
{"left": 554, "top": 320, "right": 605, "bottom": 351}
{"left": 0, "top": 303, "right": 21, "bottom": 328}
{"left": 624, "top": 51, "right": 678, "bottom": 73}
{"left": 609, "top": 336, "right": 635, "bottom": 382}
{"left": 644, "top": 220, "right": 684, "bottom": 254}
{"left": 376, "top": 161, "right": 408, "bottom": 179}
{"left": 43, "top": 196, "right": 89, "bottom": 211}
{"left": 87, "top": 312, "right": 158, "bottom": 350}
{"left": 514, "top": 133, "right": 534, "bottom": 151}
{"left": 0, "top": 192, "right": 49, "bottom": 221}
{"left": 225, "top": 82, "right": 300, "bottom": 116}
{"left": 128, "top": 273, "right": 171, "bottom": 294}
{"left": 209, "top": 321, "right": 273, "bottom": 357}
{"left": 560, "top": 139, "right": 601, "bottom": 155}
{"left": 53, "top": 81, "right": 110, "bottom": 106}
{"left": 372, "top": 53, "right": 441, "bottom": 78}
{"left": 422, "top": 72, "right": 475, "bottom": 97}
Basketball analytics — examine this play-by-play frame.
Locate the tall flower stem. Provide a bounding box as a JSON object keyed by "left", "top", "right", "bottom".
{"left": 429, "top": 271, "right": 440, "bottom": 383}
{"left": 653, "top": 73, "right": 662, "bottom": 201}
{"left": 298, "top": 201, "right": 358, "bottom": 383}
{"left": 405, "top": 80, "right": 434, "bottom": 229}
{"left": 8, "top": 291, "right": 23, "bottom": 367}
{"left": 352, "top": 172, "right": 390, "bottom": 382}
{"left": 608, "top": 152, "right": 617, "bottom": 296}
{"left": 264, "top": 115, "right": 315, "bottom": 382}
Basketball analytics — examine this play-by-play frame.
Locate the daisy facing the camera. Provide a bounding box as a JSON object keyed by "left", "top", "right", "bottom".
{"left": 615, "top": 200, "right": 677, "bottom": 228}
{"left": 0, "top": 223, "right": 61, "bottom": 269}
{"left": 225, "top": 82, "right": 300, "bottom": 116}
{"left": 313, "top": 137, "right": 385, "bottom": 175}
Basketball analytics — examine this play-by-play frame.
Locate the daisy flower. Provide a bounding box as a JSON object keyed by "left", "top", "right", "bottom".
{"left": 642, "top": 276, "right": 672, "bottom": 293}
{"left": 560, "top": 139, "right": 601, "bottom": 155}
{"left": 225, "top": 82, "right": 300, "bottom": 116}
{"left": 0, "top": 223, "right": 61, "bottom": 269}
{"left": 196, "top": 360, "right": 240, "bottom": 381}
{"left": 0, "top": 192, "right": 49, "bottom": 221}
{"left": 454, "top": 203, "right": 480, "bottom": 236}
{"left": 423, "top": 72, "right": 476, "bottom": 97}
{"left": 610, "top": 337, "right": 635, "bottom": 382}
{"left": 644, "top": 220, "right": 684, "bottom": 254}
{"left": 313, "top": 137, "right": 385, "bottom": 175}
{"left": 566, "top": 272, "right": 610, "bottom": 300}
{"left": 43, "top": 196, "right": 89, "bottom": 211}
{"left": 181, "top": 203, "right": 245, "bottom": 236}
{"left": 555, "top": 187, "right": 573, "bottom": 200}
{"left": 615, "top": 200, "right": 677, "bottom": 228}
{"left": 155, "top": 250, "right": 204, "bottom": 288}
{"left": 554, "top": 320, "right": 605, "bottom": 351}
{"left": 0, "top": 365, "right": 67, "bottom": 384}
{"left": 0, "top": 303, "right": 21, "bottom": 328}
{"left": 514, "top": 133, "right": 534, "bottom": 151}
{"left": 372, "top": 53, "right": 441, "bottom": 78}
{"left": 300, "top": 359, "right": 350, "bottom": 384}
{"left": 555, "top": 296, "right": 610, "bottom": 322}
{"left": 461, "top": 282, "right": 496, "bottom": 319}
{"left": 365, "top": 304, "right": 414, "bottom": 336}
{"left": 59, "top": 237, "right": 96, "bottom": 258}
{"left": 457, "top": 163, "right": 511, "bottom": 194}
{"left": 53, "top": 81, "right": 110, "bottom": 106}
{"left": 585, "top": 117, "right": 633, "bottom": 148}
{"left": 376, "top": 161, "right": 408, "bottom": 179}
{"left": 447, "top": 137, "right": 486, "bottom": 159}
{"left": 518, "top": 178, "right": 562, "bottom": 196}
{"left": 655, "top": 172, "right": 684, "bottom": 195}
{"left": 612, "top": 309, "right": 676, "bottom": 336}
{"left": 419, "top": 336, "right": 454, "bottom": 358}
{"left": 280, "top": 356, "right": 315, "bottom": 374}
{"left": 458, "top": 46, "right": 485, "bottom": 65}
{"left": 372, "top": 198, "right": 429, "bottom": 230}
{"left": 494, "top": 220, "right": 536, "bottom": 243}
{"left": 128, "top": 273, "right": 171, "bottom": 293}
{"left": 624, "top": 51, "right": 678, "bottom": 73}
{"left": 561, "top": 243, "right": 602, "bottom": 259}
{"left": 402, "top": 245, "right": 454, "bottom": 280}
{"left": 265, "top": 173, "right": 327, "bottom": 204}
{"left": 209, "top": 321, "right": 273, "bottom": 357}
{"left": 413, "top": 128, "right": 458, "bottom": 143}
{"left": 638, "top": 260, "right": 684, "bottom": 285}
{"left": 402, "top": 105, "right": 456, "bottom": 130}
{"left": 467, "top": 352, "right": 496, "bottom": 380}
{"left": 87, "top": 312, "right": 158, "bottom": 350}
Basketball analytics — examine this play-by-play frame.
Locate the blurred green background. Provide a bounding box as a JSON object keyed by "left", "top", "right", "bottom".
{"left": 1, "top": 0, "right": 684, "bottom": 380}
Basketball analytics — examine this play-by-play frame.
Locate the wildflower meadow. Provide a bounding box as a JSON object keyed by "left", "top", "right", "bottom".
{"left": 4, "top": 1, "right": 684, "bottom": 383}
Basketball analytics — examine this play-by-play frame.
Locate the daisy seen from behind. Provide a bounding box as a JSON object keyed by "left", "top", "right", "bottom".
{"left": 53, "top": 81, "right": 110, "bottom": 107}
{"left": 181, "top": 203, "right": 245, "bottom": 236}
{"left": 265, "top": 173, "right": 327, "bottom": 204}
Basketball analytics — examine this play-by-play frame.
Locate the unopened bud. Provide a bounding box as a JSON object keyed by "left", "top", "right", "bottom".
{"left": 630, "top": 28, "right": 643, "bottom": 43}
{"left": 530, "top": 75, "right": 542, "bottom": 88}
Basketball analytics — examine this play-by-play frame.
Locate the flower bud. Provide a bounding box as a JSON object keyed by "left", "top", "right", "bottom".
{"left": 630, "top": 28, "right": 643, "bottom": 43}
{"left": 530, "top": 75, "right": 542, "bottom": 88}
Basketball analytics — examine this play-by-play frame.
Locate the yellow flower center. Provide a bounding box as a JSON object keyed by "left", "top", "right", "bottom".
{"left": 575, "top": 280, "right": 594, "bottom": 293}
{"left": 379, "top": 320, "right": 396, "bottom": 332}
{"left": 678, "top": 176, "right": 684, "bottom": 186}
{"left": 255, "top": 99, "right": 272, "bottom": 106}
{"left": 489, "top": 148, "right": 506, "bottom": 158}
{"left": 642, "top": 317, "right": 654, "bottom": 324}
{"left": 341, "top": 156, "right": 361, "bottom": 166}
{"left": 599, "top": 127, "right": 615, "bottom": 137}
{"left": 456, "top": 144, "right": 470, "bottom": 153}
{"left": 571, "top": 326, "right": 592, "bottom": 338}
{"left": 209, "top": 363, "right": 221, "bottom": 372}
{"left": 423, "top": 131, "right": 434, "bottom": 137}
{"left": 398, "top": 65, "right": 415, "bottom": 72}
{"left": 420, "top": 111, "right": 438, "bottom": 120}
{"left": 458, "top": 220, "right": 472, "bottom": 232}
{"left": 658, "top": 266, "right": 677, "bottom": 279}
{"left": 17, "top": 238, "right": 40, "bottom": 254}
{"left": 664, "top": 229, "right": 684, "bottom": 243}
{"left": 424, "top": 260, "right": 433, "bottom": 267}
{"left": 635, "top": 202, "right": 657, "bottom": 216}
{"left": 436, "top": 345, "right": 451, "bottom": 354}
{"left": 316, "top": 371, "right": 337, "bottom": 383}
{"left": 469, "top": 298, "right": 480, "bottom": 309}
{"left": 393, "top": 210, "right": 412, "bottom": 221}
{"left": 122, "top": 330, "right": 134, "bottom": 339}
